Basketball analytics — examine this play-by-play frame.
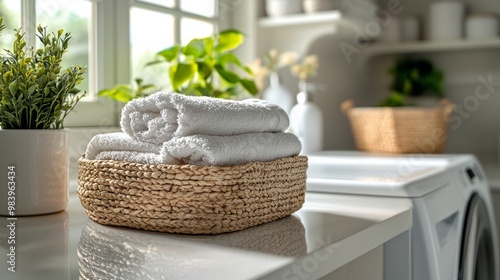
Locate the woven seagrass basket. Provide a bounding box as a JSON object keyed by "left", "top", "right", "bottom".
{"left": 341, "top": 99, "right": 455, "bottom": 154}
{"left": 77, "top": 155, "right": 307, "bottom": 234}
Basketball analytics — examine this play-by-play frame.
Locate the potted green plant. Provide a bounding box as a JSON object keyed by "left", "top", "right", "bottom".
{"left": 99, "top": 29, "right": 257, "bottom": 101}
{"left": 0, "top": 19, "right": 86, "bottom": 216}
{"left": 342, "top": 58, "right": 454, "bottom": 154}
{"left": 379, "top": 59, "right": 444, "bottom": 107}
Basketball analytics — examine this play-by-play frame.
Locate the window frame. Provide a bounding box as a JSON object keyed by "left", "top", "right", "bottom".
{"left": 17, "top": 0, "right": 115, "bottom": 127}
{"left": 131, "top": 0, "right": 219, "bottom": 44}
{"left": 12, "top": 0, "right": 222, "bottom": 127}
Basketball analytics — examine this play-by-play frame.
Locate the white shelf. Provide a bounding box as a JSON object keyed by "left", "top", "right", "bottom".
{"left": 364, "top": 39, "right": 500, "bottom": 58}
{"left": 258, "top": 10, "right": 342, "bottom": 28}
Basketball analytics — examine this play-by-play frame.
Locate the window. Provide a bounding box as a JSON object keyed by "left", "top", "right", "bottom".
{"left": 0, "top": 0, "right": 219, "bottom": 127}
{"left": 36, "top": 0, "right": 93, "bottom": 100}
{"left": 0, "top": 0, "right": 106, "bottom": 126}
{"left": 0, "top": 1, "right": 20, "bottom": 53}
{"left": 130, "top": 0, "right": 218, "bottom": 92}
{"left": 0, "top": 1, "right": 95, "bottom": 98}
{"left": 130, "top": 7, "right": 174, "bottom": 90}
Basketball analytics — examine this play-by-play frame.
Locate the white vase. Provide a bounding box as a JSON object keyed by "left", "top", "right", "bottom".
{"left": 290, "top": 86, "right": 323, "bottom": 154}
{"left": 0, "top": 129, "right": 69, "bottom": 216}
{"left": 262, "top": 73, "right": 294, "bottom": 114}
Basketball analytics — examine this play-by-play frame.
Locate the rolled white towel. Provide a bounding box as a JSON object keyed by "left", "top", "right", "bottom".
{"left": 161, "top": 132, "right": 302, "bottom": 166}
{"left": 121, "top": 91, "right": 290, "bottom": 144}
{"left": 85, "top": 132, "right": 163, "bottom": 165}
{"left": 85, "top": 132, "right": 301, "bottom": 166}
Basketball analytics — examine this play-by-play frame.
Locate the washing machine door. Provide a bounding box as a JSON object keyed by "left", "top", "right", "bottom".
{"left": 458, "top": 194, "right": 497, "bottom": 280}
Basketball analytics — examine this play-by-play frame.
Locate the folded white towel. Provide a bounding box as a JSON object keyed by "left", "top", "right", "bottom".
{"left": 162, "top": 132, "right": 302, "bottom": 166}
{"left": 85, "top": 133, "right": 163, "bottom": 165}
{"left": 85, "top": 132, "right": 301, "bottom": 166}
{"left": 121, "top": 91, "right": 290, "bottom": 144}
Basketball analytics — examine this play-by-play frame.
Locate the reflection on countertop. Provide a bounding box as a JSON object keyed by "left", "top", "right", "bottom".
{"left": 78, "top": 215, "right": 306, "bottom": 280}
{"left": 0, "top": 211, "right": 69, "bottom": 280}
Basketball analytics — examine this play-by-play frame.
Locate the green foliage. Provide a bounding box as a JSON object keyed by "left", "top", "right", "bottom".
{"left": 153, "top": 29, "right": 257, "bottom": 99}
{"left": 99, "top": 78, "right": 157, "bottom": 103}
{"left": 0, "top": 19, "right": 86, "bottom": 129}
{"left": 100, "top": 29, "right": 257, "bottom": 102}
{"left": 379, "top": 59, "right": 443, "bottom": 107}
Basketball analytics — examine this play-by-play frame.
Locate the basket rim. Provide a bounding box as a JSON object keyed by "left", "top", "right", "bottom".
{"left": 79, "top": 154, "right": 308, "bottom": 170}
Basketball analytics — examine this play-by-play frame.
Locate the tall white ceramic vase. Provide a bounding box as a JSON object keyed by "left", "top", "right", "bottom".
{"left": 262, "top": 72, "right": 294, "bottom": 114}
{"left": 289, "top": 82, "right": 323, "bottom": 154}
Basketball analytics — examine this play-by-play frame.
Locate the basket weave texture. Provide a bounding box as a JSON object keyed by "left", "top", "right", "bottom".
{"left": 341, "top": 99, "right": 455, "bottom": 154}
{"left": 78, "top": 155, "right": 307, "bottom": 234}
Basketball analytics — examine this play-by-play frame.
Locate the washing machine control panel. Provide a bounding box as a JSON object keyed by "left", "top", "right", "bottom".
{"left": 460, "top": 164, "right": 484, "bottom": 188}
{"left": 465, "top": 168, "right": 476, "bottom": 181}
{"left": 467, "top": 164, "right": 484, "bottom": 182}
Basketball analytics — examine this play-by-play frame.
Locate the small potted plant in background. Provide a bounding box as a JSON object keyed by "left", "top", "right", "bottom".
{"left": 0, "top": 19, "right": 86, "bottom": 216}
{"left": 99, "top": 29, "right": 257, "bottom": 102}
{"left": 379, "top": 59, "right": 444, "bottom": 107}
{"left": 342, "top": 58, "right": 454, "bottom": 154}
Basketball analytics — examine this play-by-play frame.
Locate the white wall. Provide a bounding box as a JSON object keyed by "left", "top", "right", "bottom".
{"left": 231, "top": 0, "right": 500, "bottom": 155}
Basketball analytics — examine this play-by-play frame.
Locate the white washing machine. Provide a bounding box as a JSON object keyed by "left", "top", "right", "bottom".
{"left": 306, "top": 151, "right": 499, "bottom": 280}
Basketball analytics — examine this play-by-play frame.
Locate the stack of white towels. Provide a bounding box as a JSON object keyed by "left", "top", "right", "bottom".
{"left": 85, "top": 92, "right": 302, "bottom": 166}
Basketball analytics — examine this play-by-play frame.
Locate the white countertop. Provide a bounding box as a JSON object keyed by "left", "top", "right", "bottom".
{"left": 0, "top": 186, "right": 412, "bottom": 280}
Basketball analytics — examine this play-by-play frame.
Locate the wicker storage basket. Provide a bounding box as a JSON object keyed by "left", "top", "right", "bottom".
{"left": 77, "top": 155, "right": 307, "bottom": 234}
{"left": 341, "top": 99, "right": 455, "bottom": 154}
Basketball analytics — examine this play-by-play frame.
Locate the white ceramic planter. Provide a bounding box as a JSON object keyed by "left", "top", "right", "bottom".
{"left": 0, "top": 129, "right": 69, "bottom": 216}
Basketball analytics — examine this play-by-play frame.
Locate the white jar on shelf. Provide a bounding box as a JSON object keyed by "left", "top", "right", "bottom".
{"left": 303, "top": 0, "right": 336, "bottom": 14}
{"left": 429, "top": 1, "right": 465, "bottom": 41}
{"left": 466, "top": 15, "right": 499, "bottom": 40}
{"left": 265, "top": 0, "right": 303, "bottom": 17}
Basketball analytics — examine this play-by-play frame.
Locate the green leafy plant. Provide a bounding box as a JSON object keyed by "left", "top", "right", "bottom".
{"left": 150, "top": 29, "right": 257, "bottom": 99}
{"left": 98, "top": 78, "right": 157, "bottom": 103}
{"left": 99, "top": 29, "right": 257, "bottom": 102}
{"left": 0, "top": 19, "right": 86, "bottom": 129}
{"left": 379, "top": 59, "right": 443, "bottom": 107}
